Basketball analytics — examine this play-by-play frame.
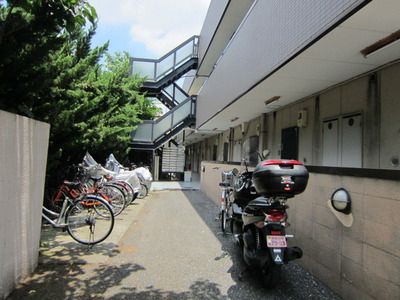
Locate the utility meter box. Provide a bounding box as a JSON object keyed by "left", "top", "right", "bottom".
{"left": 297, "top": 110, "right": 308, "bottom": 127}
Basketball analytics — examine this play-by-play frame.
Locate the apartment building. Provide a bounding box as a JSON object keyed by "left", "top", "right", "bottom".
{"left": 131, "top": 1, "right": 400, "bottom": 298}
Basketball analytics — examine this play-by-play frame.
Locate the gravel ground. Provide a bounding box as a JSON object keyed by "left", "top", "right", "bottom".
{"left": 7, "top": 189, "right": 342, "bottom": 300}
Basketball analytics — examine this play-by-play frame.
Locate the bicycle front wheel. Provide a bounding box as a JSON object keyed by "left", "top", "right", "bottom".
{"left": 221, "top": 208, "right": 227, "bottom": 232}
{"left": 66, "top": 196, "right": 115, "bottom": 245}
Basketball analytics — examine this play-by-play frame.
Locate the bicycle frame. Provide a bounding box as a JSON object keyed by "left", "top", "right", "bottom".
{"left": 42, "top": 198, "right": 71, "bottom": 228}
{"left": 42, "top": 194, "right": 115, "bottom": 246}
{"left": 219, "top": 183, "right": 231, "bottom": 211}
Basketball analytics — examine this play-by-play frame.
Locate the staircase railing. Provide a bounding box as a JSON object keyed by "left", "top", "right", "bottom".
{"left": 130, "top": 36, "right": 199, "bottom": 82}
{"left": 131, "top": 97, "right": 196, "bottom": 144}
{"left": 162, "top": 83, "right": 189, "bottom": 106}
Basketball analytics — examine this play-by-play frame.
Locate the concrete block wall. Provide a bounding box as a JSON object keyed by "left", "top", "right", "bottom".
{"left": 200, "top": 165, "right": 400, "bottom": 299}
{"left": 0, "top": 110, "right": 50, "bottom": 299}
{"left": 200, "top": 161, "right": 240, "bottom": 205}
{"left": 292, "top": 174, "right": 400, "bottom": 300}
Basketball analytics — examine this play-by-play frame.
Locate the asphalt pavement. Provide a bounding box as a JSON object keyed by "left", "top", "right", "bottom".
{"left": 7, "top": 179, "right": 341, "bottom": 299}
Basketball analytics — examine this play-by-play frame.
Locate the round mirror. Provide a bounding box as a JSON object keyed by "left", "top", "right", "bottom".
{"left": 232, "top": 168, "right": 239, "bottom": 176}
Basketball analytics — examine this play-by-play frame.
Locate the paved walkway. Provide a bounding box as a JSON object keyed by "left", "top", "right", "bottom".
{"left": 7, "top": 176, "right": 341, "bottom": 300}
{"left": 150, "top": 173, "right": 200, "bottom": 192}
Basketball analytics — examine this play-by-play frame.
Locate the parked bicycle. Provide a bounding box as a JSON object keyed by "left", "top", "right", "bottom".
{"left": 83, "top": 174, "right": 127, "bottom": 216}
{"left": 42, "top": 191, "right": 115, "bottom": 246}
{"left": 49, "top": 165, "right": 130, "bottom": 217}
{"left": 213, "top": 166, "right": 239, "bottom": 232}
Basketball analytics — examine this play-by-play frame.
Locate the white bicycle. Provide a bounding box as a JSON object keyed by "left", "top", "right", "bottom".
{"left": 214, "top": 167, "right": 239, "bottom": 232}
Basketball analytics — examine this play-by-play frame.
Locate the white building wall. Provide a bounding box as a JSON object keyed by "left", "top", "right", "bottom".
{"left": 197, "top": 0, "right": 365, "bottom": 127}
{"left": 0, "top": 110, "right": 50, "bottom": 299}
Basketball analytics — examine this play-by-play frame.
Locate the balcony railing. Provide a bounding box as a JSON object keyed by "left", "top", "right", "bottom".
{"left": 130, "top": 36, "right": 199, "bottom": 82}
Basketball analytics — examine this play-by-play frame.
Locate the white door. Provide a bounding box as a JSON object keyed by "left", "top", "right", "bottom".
{"left": 322, "top": 119, "right": 339, "bottom": 167}
{"left": 341, "top": 114, "right": 362, "bottom": 168}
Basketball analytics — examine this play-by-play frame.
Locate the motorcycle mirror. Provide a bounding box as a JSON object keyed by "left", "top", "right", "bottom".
{"left": 262, "top": 149, "right": 271, "bottom": 158}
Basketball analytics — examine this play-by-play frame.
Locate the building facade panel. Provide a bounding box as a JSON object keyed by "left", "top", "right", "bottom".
{"left": 197, "top": 0, "right": 364, "bottom": 127}
{"left": 197, "top": 0, "right": 229, "bottom": 61}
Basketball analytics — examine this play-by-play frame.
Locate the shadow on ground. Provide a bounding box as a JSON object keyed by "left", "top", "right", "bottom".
{"left": 8, "top": 190, "right": 341, "bottom": 300}
{"left": 182, "top": 190, "right": 342, "bottom": 300}
{"left": 9, "top": 262, "right": 233, "bottom": 299}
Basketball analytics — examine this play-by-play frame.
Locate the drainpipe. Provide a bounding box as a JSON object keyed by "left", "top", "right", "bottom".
{"left": 259, "top": 113, "right": 267, "bottom": 158}
{"left": 229, "top": 127, "right": 234, "bottom": 161}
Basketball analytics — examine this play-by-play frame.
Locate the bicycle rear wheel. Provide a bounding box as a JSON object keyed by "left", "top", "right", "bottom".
{"left": 100, "top": 184, "right": 126, "bottom": 216}
{"left": 137, "top": 182, "right": 149, "bottom": 199}
{"left": 112, "top": 180, "right": 135, "bottom": 205}
{"left": 66, "top": 196, "right": 115, "bottom": 245}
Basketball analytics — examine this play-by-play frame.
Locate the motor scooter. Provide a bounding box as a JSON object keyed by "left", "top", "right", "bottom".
{"left": 231, "top": 155, "right": 309, "bottom": 288}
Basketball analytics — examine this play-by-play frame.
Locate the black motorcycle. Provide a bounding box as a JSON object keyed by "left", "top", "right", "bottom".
{"left": 231, "top": 159, "right": 309, "bottom": 288}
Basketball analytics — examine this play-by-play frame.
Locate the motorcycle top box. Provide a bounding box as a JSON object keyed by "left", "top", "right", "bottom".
{"left": 233, "top": 171, "right": 258, "bottom": 209}
{"left": 252, "top": 160, "right": 309, "bottom": 198}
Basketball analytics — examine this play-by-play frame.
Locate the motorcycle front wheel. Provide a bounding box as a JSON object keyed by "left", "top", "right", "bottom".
{"left": 262, "top": 263, "right": 281, "bottom": 289}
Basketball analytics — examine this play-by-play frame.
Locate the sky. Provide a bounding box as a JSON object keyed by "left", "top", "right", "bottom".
{"left": 90, "top": 0, "right": 211, "bottom": 59}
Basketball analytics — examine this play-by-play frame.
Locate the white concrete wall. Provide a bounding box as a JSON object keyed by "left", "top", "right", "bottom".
{"left": 0, "top": 110, "right": 50, "bottom": 299}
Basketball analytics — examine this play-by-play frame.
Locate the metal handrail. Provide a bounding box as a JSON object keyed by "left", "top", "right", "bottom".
{"left": 130, "top": 36, "right": 199, "bottom": 82}
{"left": 162, "top": 83, "right": 189, "bottom": 105}
{"left": 131, "top": 97, "right": 196, "bottom": 143}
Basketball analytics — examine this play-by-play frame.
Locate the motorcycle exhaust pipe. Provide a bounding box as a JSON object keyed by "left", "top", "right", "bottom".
{"left": 286, "top": 246, "right": 303, "bottom": 261}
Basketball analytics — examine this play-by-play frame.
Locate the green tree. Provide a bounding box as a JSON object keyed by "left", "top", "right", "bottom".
{"left": 0, "top": 0, "right": 97, "bottom": 116}
{"left": 33, "top": 29, "right": 160, "bottom": 176}
{"left": 0, "top": 1, "right": 160, "bottom": 181}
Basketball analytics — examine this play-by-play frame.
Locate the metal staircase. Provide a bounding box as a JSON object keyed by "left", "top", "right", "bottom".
{"left": 130, "top": 97, "right": 196, "bottom": 150}
{"left": 130, "top": 36, "right": 199, "bottom": 150}
{"left": 146, "top": 82, "right": 190, "bottom": 109}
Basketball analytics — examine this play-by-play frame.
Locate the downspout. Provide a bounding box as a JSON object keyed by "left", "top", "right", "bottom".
{"left": 259, "top": 113, "right": 267, "bottom": 158}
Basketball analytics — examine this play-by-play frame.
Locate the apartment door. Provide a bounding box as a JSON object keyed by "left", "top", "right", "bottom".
{"left": 281, "top": 126, "right": 298, "bottom": 160}
{"left": 223, "top": 142, "right": 229, "bottom": 162}
{"left": 322, "top": 115, "right": 362, "bottom": 167}
{"left": 322, "top": 119, "right": 339, "bottom": 166}
{"left": 341, "top": 114, "right": 362, "bottom": 167}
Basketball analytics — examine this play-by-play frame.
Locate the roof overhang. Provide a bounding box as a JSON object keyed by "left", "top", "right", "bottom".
{"left": 184, "top": 0, "right": 400, "bottom": 145}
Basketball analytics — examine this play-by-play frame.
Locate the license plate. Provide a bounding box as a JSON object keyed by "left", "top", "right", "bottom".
{"left": 266, "top": 235, "right": 287, "bottom": 248}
